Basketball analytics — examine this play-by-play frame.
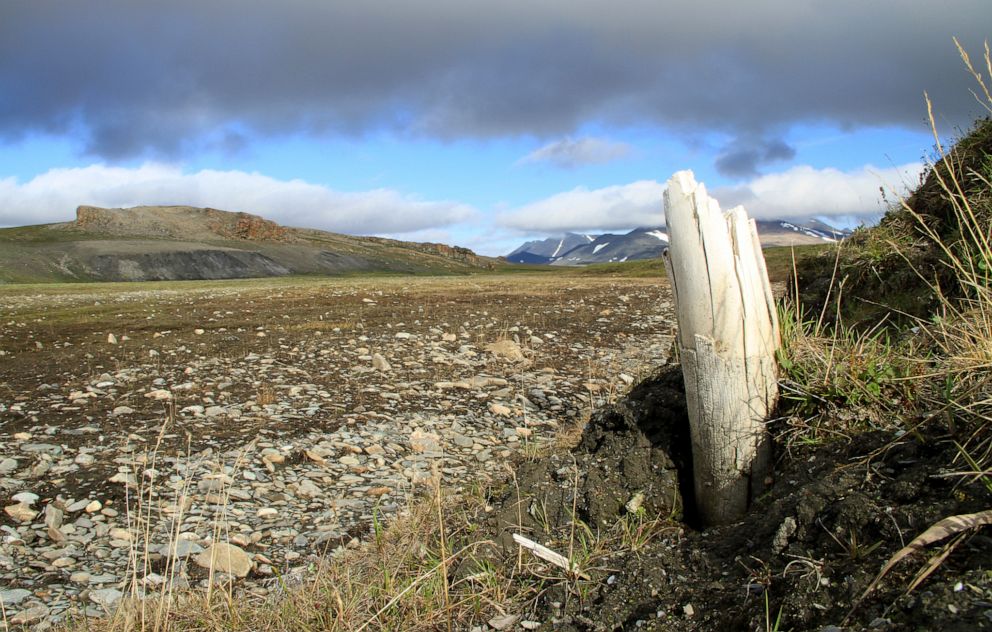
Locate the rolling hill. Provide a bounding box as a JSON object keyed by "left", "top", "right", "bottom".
{"left": 0, "top": 205, "right": 493, "bottom": 283}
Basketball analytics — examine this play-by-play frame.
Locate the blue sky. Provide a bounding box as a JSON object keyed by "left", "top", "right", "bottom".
{"left": 1, "top": 1, "right": 989, "bottom": 255}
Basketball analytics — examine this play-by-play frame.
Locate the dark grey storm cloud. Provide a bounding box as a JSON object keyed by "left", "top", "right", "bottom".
{"left": 1, "top": 0, "right": 989, "bottom": 161}
{"left": 715, "top": 138, "right": 797, "bottom": 178}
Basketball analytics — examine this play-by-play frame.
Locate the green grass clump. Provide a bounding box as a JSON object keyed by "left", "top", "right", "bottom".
{"left": 777, "top": 305, "right": 915, "bottom": 415}
{"left": 576, "top": 258, "right": 667, "bottom": 278}
{"left": 496, "top": 246, "right": 825, "bottom": 283}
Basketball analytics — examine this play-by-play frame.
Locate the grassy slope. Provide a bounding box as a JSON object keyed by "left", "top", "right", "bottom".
{"left": 0, "top": 221, "right": 490, "bottom": 283}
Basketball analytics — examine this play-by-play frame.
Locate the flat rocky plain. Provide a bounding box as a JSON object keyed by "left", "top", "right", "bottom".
{"left": 0, "top": 274, "right": 674, "bottom": 627}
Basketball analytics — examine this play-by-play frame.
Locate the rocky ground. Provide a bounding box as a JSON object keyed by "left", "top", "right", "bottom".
{"left": 0, "top": 275, "right": 674, "bottom": 628}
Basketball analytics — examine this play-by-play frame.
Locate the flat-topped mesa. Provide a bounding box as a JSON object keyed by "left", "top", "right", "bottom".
{"left": 74, "top": 205, "right": 292, "bottom": 243}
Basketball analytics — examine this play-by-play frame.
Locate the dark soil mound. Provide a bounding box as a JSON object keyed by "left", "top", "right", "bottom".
{"left": 487, "top": 366, "right": 691, "bottom": 554}
{"left": 792, "top": 118, "right": 992, "bottom": 329}
{"left": 481, "top": 365, "right": 992, "bottom": 631}
{"left": 899, "top": 117, "right": 992, "bottom": 241}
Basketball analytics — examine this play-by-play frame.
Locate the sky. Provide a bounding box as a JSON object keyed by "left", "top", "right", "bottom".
{"left": 1, "top": 1, "right": 989, "bottom": 256}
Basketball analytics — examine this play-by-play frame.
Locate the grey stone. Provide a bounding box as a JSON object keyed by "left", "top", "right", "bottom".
{"left": 1, "top": 588, "right": 32, "bottom": 606}
{"left": 12, "top": 491, "right": 39, "bottom": 505}
{"left": 452, "top": 434, "right": 474, "bottom": 448}
{"left": 772, "top": 517, "right": 797, "bottom": 553}
{"left": 297, "top": 479, "right": 322, "bottom": 498}
{"left": 371, "top": 353, "right": 391, "bottom": 371}
{"left": 162, "top": 539, "right": 203, "bottom": 558}
{"left": 10, "top": 605, "right": 49, "bottom": 625}
{"left": 489, "top": 614, "right": 520, "bottom": 630}
{"left": 66, "top": 499, "right": 90, "bottom": 512}
{"left": 20, "top": 443, "right": 62, "bottom": 456}
{"left": 89, "top": 588, "right": 123, "bottom": 609}
{"left": 45, "top": 505, "right": 64, "bottom": 529}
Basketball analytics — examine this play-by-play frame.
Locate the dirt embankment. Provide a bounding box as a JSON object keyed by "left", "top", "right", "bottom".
{"left": 475, "top": 365, "right": 992, "bottom": 631}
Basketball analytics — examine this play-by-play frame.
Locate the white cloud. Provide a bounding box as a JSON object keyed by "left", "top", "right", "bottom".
{"left": 497, "top": 180, "right": 666, "bottom": 233}
{"left": 0, "top": 163, "right": 477, "bottom": 235}
{"left": 517, "top": 137, "right": 633, "bottom": 169}
{"left": 714, "top": 162, "right": 924, "bottom": 219}
{"left": 498, "top": 163, "right": 925, "bottom": 236}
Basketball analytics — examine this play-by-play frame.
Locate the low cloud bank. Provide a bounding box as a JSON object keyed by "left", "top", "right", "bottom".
{"left": 498, "top": 163, "right": 924, "bottom": 234}
{"left": 497, "top": 180, "right": 666, "bottom": 233}
{"left": 0, "top": 164, "right": 477, "bottom": 235}
{"left": 714, "top": 163, "right": 923, "bottom": 219}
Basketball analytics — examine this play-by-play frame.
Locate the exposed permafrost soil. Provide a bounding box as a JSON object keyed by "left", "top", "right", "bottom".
{"left": 483, "top": 365, "right": 992, "bottom": 631}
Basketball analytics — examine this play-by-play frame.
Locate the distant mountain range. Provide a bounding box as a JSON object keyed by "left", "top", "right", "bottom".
{"left": 507, "top": 219, "right": 849, "bottom": 265}
{"left": 504, "top": 233, "right": 597, "bottom": 264}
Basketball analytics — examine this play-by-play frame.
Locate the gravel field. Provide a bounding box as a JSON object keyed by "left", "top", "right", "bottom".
{"left": 0, "top": 274, "right": 674, "bottom": 627}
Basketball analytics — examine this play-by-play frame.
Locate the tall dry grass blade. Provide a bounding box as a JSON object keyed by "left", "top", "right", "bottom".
{"left": 906, "top": 532, "right": 968, "bottom": 593}
{"left": 431, "top": 464, "right": 453, "bottom": 632}
{"left": 815, "top": 241, "right": 845, "bottom": 338}
{"left": 954, "top": 37, "right": 992, "bottom": 113}
{"left": 860, "top": 509, "right": 992, "bottom": 601}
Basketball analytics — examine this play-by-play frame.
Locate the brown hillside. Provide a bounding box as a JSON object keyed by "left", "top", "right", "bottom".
{"left": 72, "top": 205, "right": 294, "bottom": 243}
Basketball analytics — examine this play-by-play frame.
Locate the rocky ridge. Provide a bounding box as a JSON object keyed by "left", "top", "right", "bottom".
{"left": 73, "top": 206, "right": 293, "bottom": 243}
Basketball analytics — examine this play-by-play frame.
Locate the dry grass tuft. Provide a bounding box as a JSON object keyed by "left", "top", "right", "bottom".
{"left": 779, "top": 41, "right": 992, "bottom": 461}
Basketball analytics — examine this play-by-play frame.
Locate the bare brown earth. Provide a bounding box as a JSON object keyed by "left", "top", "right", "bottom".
{"left": 0, "top": 274, "right": 675, "bottom": 625}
